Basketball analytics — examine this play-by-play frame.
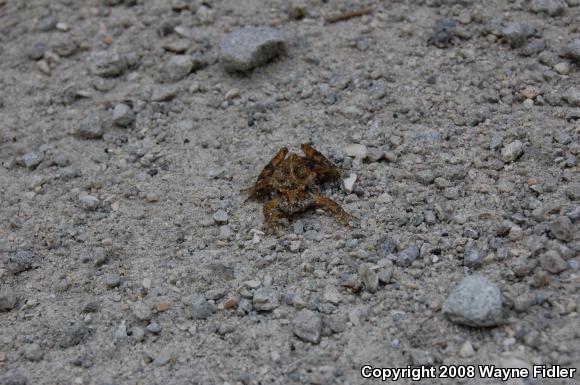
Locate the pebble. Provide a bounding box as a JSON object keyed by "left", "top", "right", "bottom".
{"left": 78, "top": 115, "right": 104, "bottom": 139}
{"left": 554, "top": 62, "right": 570, "bottom": 75}
{"left": 21, "top": 152, "right": 43, "bottom": 169}
{"left": 252, "top": 287, "right": 279, "bottom": 311}
{"left": 377, "top": 236, "right": 397, "bottom": 257}
{"left": 164, "top": 55, "right": 193, "bottom": 82}
{"left": 342, "top": 173, "right": 357, "bottom": 193}
{"left": 442, "top": 275, "right": 504, "bottom": 327}
{"left": 131, "top": 326, "right": 145, "bottom": 342}
{"left": 322, "top": 286, "right": 341, "bottom": 305}
{"left": 90, "top": 51, "right": 127, "bottom": 78}
{"left": 429, "top": 19, "right": 456, "bottom": 48}
{"left": 153, "top": 350, "right": 172, "bottom": 366}
{"left": 27, "top": 42, "right": 46, "bottom": 61}
{"left": 540, "top": 250, "right": 569, "bottom": 273}
{"left": 79, "top": 194, "right": 99, "bottom": 211}
{"left": 397, "top": 244, "right": 419, "bottom": 267}
{"left": 114, "top": 320, "right": 127, "bottom": 343}
{"left": 5, "top": 251, "right": 33, "bottom": 274}
{"left": 563, "top": 87, "right": 580, "bottom": 107}
{"left": 529, "top": 0, "right": 567, "bottom": 16}
{"left": 501, "top": 140, "right": 524, "bottom": 163}
{"left": 59, "top": 323, "right": 89, "bottom": 348}
{"left": 219, "top": 225, "right": 231, "bottom": 240}
{"left": 464, "top": 245, "right": 483, "bottom": 268}
{"left": 112, "top": 103, "right": 134, "bottom": 127}
{"left": 358, "top": 264, "right": 379, "bottom": 293}
{"left": 0, "top": 290, "right": 18, "bottom": 312}
{"left": 292, "top": 309, "right": 322, "bottom": 344}
{"left": 458, "top": 340, "right": 475, "bottom": 358}
{"left": 219, "top": 27, "right": 286, "bottom": 72}
{"left": 190, "top": 296, "right": 216, "bottom": 319}
{"left": 212, "top": 209, "right": 228, "bottom": 224}
{"left": 146, "top": 321, "right": 162, "bottom": 334}
{"left": 23, "top": 343, "right": 43, "bottom": 362}
{"left": 565, "top": 39, "right": 580, "bottom": 62}
{"left": 133, "top": 301, "right": 152, "bottom": 321}
{"left": 37, "top": 14, "right": 57, "bottom": 32}
{"left": 566, "top": 185, "right": 580, "bottom": 201}
{"left": 151, "top": 86, "right": 179, "bottom": 102}
{"left": 80, "top": 297, "right": 99, "bottom": 313}
{"left": 501, "top": 23, "right": 539, "bottom": 48}
{"left": 550, "top": 216, "right": 572, "bottom": 241}
{"left": 416, "top": 170, "right": 435, "bottom": 185}
{"left": 344, "top": 144, "right": 368, "bottom": 159}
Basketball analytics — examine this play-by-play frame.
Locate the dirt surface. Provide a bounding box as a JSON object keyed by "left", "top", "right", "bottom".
{"left": 1, "top": 0, "right": 579, "bottom": 384}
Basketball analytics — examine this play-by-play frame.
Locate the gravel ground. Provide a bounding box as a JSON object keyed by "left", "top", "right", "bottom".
{"left": 0, "top": 0, "right": 579, "bottom": 384}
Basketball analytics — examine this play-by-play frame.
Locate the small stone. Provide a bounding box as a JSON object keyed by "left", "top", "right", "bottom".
{"left": 93, "top": 247, "right": 109, "bottom": 267}
{"left": 344, "top": 144, "right": 368, "bottom": 159}
{"left": 23, "top": 343, "right": 43, "bottom": 362}
{"left": 565, "top": 39, "right": 580, "bottom": 62}
{"left": 563, "top": 87, "right": 580, "bottom": 107}
{"left": 408, "top": 348, "right": 435, "bottom": 366}
{"left": 490, "top": 133, "right": 503, "bottom": 150}
{"left": 501, "top": 140, "right": 524, "bottom": 163}
{"left": 429, "top": 19, "right": 456, "bottom": 48}
{"left": 322, "top": 286, "right": 341, "bottom": 305}
{"left": 27, "top": 42, "right": 46, "bottom": 60}
{"left": 554, "top": 62, "right": 570, "bottom": 75}
{"left": 5, "top": 251, "right": 33, "bottom": 274}
{"left": 416, "top": 170, "right": 435, "bottom": 185}
{"left": 464, "top": 246, "right": 482, "bottom": 268}
{"left": 219, "top": 27, "right": 286, "bottom": 72}
{"left": 37, "top": 14, "right": 57, "bottom": 32}
{"left": 212, "top": 209, "right": 228, "bottom": 224}
{"left": 164, "top": 55, "right": 193, "bottom": 82}
{"left": 133, "top": 301, "right": 152, "bottom": 321}
{"left": 190, "top": 296, "right": 216, "bottom": 319}
{"left": 377, "top": 236, "right": 397, "bottom": 257}
{"left": 90, "top": 51, "right": 127, "bottom": 78}
{"left": 244, "top": 280, "right": 261, "bottom": 289}
{"left": 0, "top": 290, "right": 18, "bottom": 312}
{"left": 529, "top": 0, "right": 567, "bottom": 16}
{"left": 501, "top": 23, "right": 539, "bottom": 48}
{"left": 397, "top": 244, "right": 419, "bottom": 267}
{"left": 289, "top": 240, "right": 301, "bottom": 253}
{"left": 112, "top": 103, "right": 134, "bottom": 127}
{"left": 153, "top": 350, "right": 171, "bottom": 366}
{"left": 80, "top": 298, "right": 99, "bottom": 313}
{"left": 131, "top": 326, "right": 145, "bottom": 342}
{"left": 146, "top": 321, "right": 162, "bottom": 334}
{"left": 114, "top": 320, "right": 127, "bottom": 343}
{"left": 21, "top": 152, "right": 43, "bottom": 169}
{"left": 59, "top": 323, "right": 89, "bottom": 348}
{"left": 566, "top": 185, "right": 580, "bottom": 201}
{"left": 540, "top": 250, "right": 569, "bottom": 274}
{"left": 78, "top": 115, "right": 104, "bottom": 139}
{"left": 292, "top": 309, "right": 322, "bottom": 344}
{"left": 154, "top": 302, "right": 171, "bottom": 312}
{"left": 223, "top": 296, "right": 239, "bottom": 309}
{"left": 79, "top": 194, "right": 99, "bottom": 211}
{"left": 342, "top": 173, "right": 357, "bottom": 193}
{"left": 550, "top": 216, "right": 572, "bottom": 241}
{"left": 151, "top": 85, "right": 179, "bottom": 102}
{"left": 458, "top": 340, "right": 475, "bottom": 358}
{"left": 442, "top": 275, "right": 503, "bottom": 327}
{"left": 219, "top": 225, "right": 231, "bottom": 240}
{"left": 252, "top": 287, "right": 279, "bottom": 311}
{"left": 104, "top": 274, "right": 121, "bottom": 289}
{"left": 358, "top": 264, "right": 379, "bottom": 293}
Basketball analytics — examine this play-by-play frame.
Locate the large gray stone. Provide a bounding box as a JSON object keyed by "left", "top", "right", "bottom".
{"left": 292, "top": 309, "right": 322, "bottom": 343}
{"left": 442, "top": 275, "right": 503, "bottom": 327}
{"left": 219, "top": 27, "right": 286, "bottom": 72}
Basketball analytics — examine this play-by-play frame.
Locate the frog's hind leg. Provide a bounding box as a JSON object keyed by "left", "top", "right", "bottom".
{"left": 263, "top": 198, "right": 284, "bottom": 234}
{"left": 300, "top": 144, "right": 341, "bottom": 183}
{"left": 314, "top": 195, "right": 350, "bottom": 225}
{"left": 243, "top": 147, "right": 288, "bottom": 201}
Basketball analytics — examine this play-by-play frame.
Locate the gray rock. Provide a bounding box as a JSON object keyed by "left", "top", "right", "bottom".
{"left": 464, "top": 245, "right": 483, "bottom": 268}
{"left": 442, "top": 275, "right": 503, "bottom": 327}
{"left": 501, "top": 23, "right": 539, "bottom": 48}
{"left": 293, "top": 309, "right": 322, "bottom": 343}
{"left": 146, "top": 321, "right": 162, "bottom": 334}
{"left": 540, "top": 250, "right": 568, "bottom": 274}
{"left": 164, "top": 55, "right": 193, "bottom": 82}
{"left": 133, "top": 301, "right": 152, "bottom": 321}
{"left": 397, "top": 244, "right": 420, "bottom": 267}
{"left": 114, "top": 320, "right": 127, "bottom": 343}
{"left": 501, "top": 140, "right": 524, "bottom": 163}
{"left": 112, "top": 103, "right": 134, "bottom": 127}
{"left": 23, "top": 343, "right": 43, "bottom": 362}
{"left": 565, "top": 39, "right": 580, "bottom": 62}
{"left": 27, "top": 42, "right": 47, "bottom": 60}
{"left": 563, "top": 87, "right": 580, "bottom": 107}
{"left": 529, "top": 0, "right": 567, "bottom": 16}
{"left": 416, "top": 169, "right": 435, "bottom": 185}
{"left": 190, "top": 295, "right": 216, "bottom": 319}
{"left": 153, "top": 350, "right": 172, "bottom": 366}
{"left": 90, "top": 51, "right": 127, "bottom": 77}
{"left": 0, "top": 290, "right": 18, "bottom": 312}
{"left": 219, "top": 27, "right": 286, "bottom": 72}
{"left": 358, "top": 264, "right": 379, "bottom": 293}
{"left": 566, "top": 185, "right": 580, "bottom": 201}
{"left": 93, "top": 247, "right": 109, "bottom": 267}
{"left": 79, "top": 194, "right": 99, "bottom": 211}
{"left": 5, "top": 251, "right": 33, "bottom": 274}
{"left": 131, "top": 326, "right": 145, "bottom": 342}
{"left": 104, "top": 274, "right": 121, "bottom": 288}
{"left": 78, "top": 115, "right": 104, "bottom": 139}
{"left": 212, "top": 209, "right": 228, "bottom": 224}
{"left": 59, "top": 323, "right": 90, "bottom": 348}
{"left": 37, "top": 14, "right": 57, "bottom": 32}
{"left": 377, "top": 235, "right": 397, "bottom": 257}
{"left": 429, "top": 19, "right": 456, "bottom": 48}
{"left": 21, "top": 152, "right": 43, "bottom": 169}
{"left": 550, "top": 216, "right": 572, "bottom": 241}
{"left": 80, "top": 297, "right": 99, "bottom": 313}
{"left": 253, "top": 287, "right": 279, "bottom": 311}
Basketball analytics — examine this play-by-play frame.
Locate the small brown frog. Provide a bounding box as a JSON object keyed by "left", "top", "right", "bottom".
{"left": 244, "top": 144, "right": 350, "bottom": 232}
